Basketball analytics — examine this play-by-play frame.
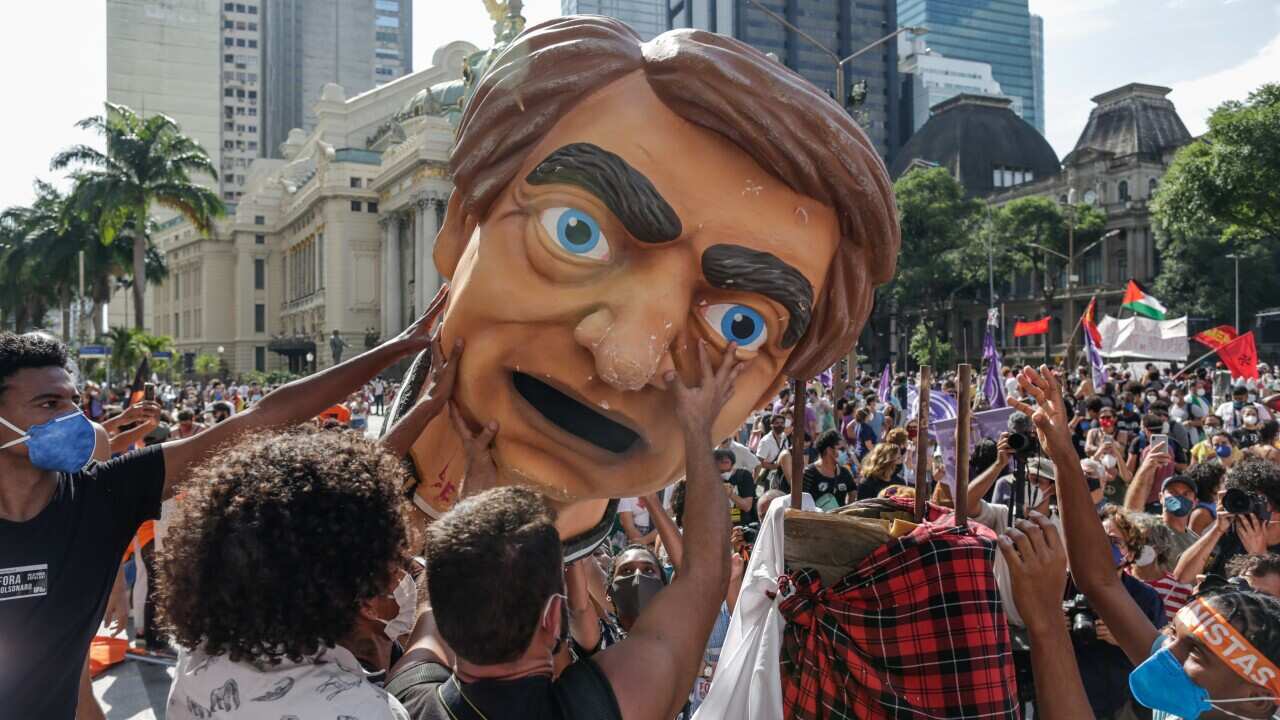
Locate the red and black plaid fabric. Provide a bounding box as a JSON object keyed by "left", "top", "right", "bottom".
{"left": 778, "top": 511, "right": 1020, "bottom": 720}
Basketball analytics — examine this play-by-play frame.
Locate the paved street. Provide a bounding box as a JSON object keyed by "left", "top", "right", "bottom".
{"left": 92, "top": 412, "right": 390, "bottom": 719}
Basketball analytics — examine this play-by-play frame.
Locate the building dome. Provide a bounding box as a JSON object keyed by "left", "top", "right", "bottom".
{"left": 890, "top": 94, "right": 1060, "bottom": 197}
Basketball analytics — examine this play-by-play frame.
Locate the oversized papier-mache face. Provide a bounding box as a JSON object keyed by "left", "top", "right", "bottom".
{"left": 397, "top": 16, "right": 900, "bottom": 543}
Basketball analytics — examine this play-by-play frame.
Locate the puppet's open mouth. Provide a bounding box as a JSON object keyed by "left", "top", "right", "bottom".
{"left": 512, "top": 371, "right": 641, "bottom": 455}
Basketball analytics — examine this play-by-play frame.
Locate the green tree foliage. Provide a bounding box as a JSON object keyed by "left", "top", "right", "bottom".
{"left": 908, "top": 319, "right": 954, "bottom": 370}
{"left": 104, "top": 326, "right": 175, "bottom": 384}
{"left": 986, "top": 196, "right": 1105, "bottom": 314}
{"left": 887, "top": 167, "right": 985, "bottom": 316}
{"left": 194, "top": 353, "right": 221, "bottom": 378}
{"left": 1152, "top": 84, "right": 1280, "bottom": 326}
{"left": 52, "top": 103, "right": 224, "bottom": 328}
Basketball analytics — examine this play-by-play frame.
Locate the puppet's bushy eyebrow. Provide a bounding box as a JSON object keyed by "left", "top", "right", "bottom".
{"left": 526, "top": 143, "right": 682, "bottom": 244}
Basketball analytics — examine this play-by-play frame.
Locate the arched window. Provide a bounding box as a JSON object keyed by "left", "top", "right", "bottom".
{"left": 1118, "top": 180, "right": 1129, "bottom": 201}
{"left": 1149, "top": 177, "right": 1158, "bottom": 196}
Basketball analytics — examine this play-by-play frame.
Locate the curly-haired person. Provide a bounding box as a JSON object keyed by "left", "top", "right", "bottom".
{"left": 158, "top": 429, "right": 414, "bottom": 720}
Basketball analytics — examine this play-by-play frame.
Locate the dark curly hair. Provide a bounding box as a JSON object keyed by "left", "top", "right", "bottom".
{"left": 1188, "top": 461, "right": 1227, "bottom": 503}
{"left": 424, "top": 486, "right": 562, "bottom": 665}
{"left": 1199, "top": 589, "right": 1280, "bottom": 667}
{"left": 1226, "top": 456, "right": 1280, "bottom": 512}
{"left": 0, "top": 332, "right": 69, "bottom": 398}
{"left": 1227, "top": 553, "right": 1280, "bottom": 581}
{"left": 156, "top": 428, "right": 409, "bottom": 663}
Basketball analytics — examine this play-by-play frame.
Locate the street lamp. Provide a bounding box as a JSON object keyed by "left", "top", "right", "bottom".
{"left": 744, "top": 0, "right": 925, "bottom": 109}
{"left": 1225, "top": 253, "right": 1241, "bottom": 329}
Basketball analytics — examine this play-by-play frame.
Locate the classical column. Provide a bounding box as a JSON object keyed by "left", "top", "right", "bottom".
{"left": 414, "top": 195, "right": 444, "bottom": 310}
{"left": 387, "top": 214, "right": 403, "bottom": 334}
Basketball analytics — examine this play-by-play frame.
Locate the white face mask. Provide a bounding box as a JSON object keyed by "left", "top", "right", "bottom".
{"left": 380, "top": 573, "right": 417, "bottom": 641}
{"left": 1244, "top": 413, "right": 1260, "bottom": 426}
{"left": 1134, "top": 545, "right": 1157, "bottom": 567}
{"left": 721, "top": 470, "right": 733, "bottom": 480}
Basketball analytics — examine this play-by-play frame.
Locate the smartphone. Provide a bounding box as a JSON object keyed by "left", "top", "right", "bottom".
{"left": 1150, "top": 434, "right": 1168, "bottom": 449}
{"left": 143, "top": 382, "right": 156, "bottom": 402}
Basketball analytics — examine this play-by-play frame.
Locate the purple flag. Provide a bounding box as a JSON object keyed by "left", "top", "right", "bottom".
{"left": 819, "top": 367, "right": 833, "bottom": 389}
{"left": 876, "top": 363, "right": 892, "bottom": 405}
{"left": 1084, "top": 322, "right": 1109, "bottom": 388}
{"left": 981, "top": 319, "right": 1006, "bottom": 408}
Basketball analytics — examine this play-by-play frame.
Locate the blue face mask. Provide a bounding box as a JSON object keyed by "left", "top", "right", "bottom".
{"left": 1130, "top": 639, "right": 1212, "bottom": 718}
{"left": 1217, "top": 444, "right": 1234, "bottom": 459}
{"left": 0, "top": 410, "right": 97, "bottom": 474}
{"left": 1164, "top": 495, "right": 1194, "bottom": 517}
{"left": 837, "top": 450, "right": 850, "bottom": 466}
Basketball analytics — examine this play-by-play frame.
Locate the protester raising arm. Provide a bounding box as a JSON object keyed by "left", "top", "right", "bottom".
{"left": 1011, "top": 366, "right": 1161, "bottom": 666}
{"left": 380, "top": 334, "right": 462, "bottom": 458}
{"left": 160, "top": 286, "right": 448, "bottom": 497}
{"left": 595, "top": 340, "right": 741, "bottom": 720}
{"left": 966, "top": 432, "right": 1011, "bottom": 519}
{"left": 645, "top": 491, "right": 684, "bottom": 572}
{"left": 999, "top": 513, "right": 1092, "bottom": 720}
{"left": 1172, "top": 509, "right": 1232, "bottom": 584}
{"left": 1122, "top": 444, "right": 1170, "bottom": 512}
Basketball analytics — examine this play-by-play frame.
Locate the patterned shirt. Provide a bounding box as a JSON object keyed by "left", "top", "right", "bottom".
{"left": 166, "top": 644, "right": 409, "bottom": 720}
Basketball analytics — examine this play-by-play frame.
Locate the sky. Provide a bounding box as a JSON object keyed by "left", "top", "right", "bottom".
{"left": 0, "top": 0, "right": 1276, "bottom": 211}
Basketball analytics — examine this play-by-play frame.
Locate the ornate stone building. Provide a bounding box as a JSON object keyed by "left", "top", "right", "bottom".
{"left": 151, "top": 41, "right": 477, "bottom": 374}
{"left": 879, "top": 83, "right": 1192, "bottom": 366}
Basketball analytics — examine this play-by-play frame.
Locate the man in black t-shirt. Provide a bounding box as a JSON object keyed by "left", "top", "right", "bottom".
{"left": 0, "top": 304, "right": 443, "bottom": 719}
{"left": 715, "top": 448, "right": 757, "bottom": 526}
{"left": 388, "top": 342, "right": 741, "bottom": 720}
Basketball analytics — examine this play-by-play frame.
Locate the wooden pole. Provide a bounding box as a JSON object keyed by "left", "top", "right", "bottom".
{"left": 790, "top": 377, "right": 806, "bottom": 510}
{"left": 954, "top": 364, "right": 973, "bottom": 530}
{"left": 914, "top": 366, "right": 931, "bottom": 522}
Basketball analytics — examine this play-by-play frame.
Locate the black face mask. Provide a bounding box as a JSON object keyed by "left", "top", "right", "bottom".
{"left": 610, "top": 571, "right": 664, "bottom": 622}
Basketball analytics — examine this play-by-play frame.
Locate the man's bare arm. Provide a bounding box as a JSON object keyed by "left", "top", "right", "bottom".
{"left": 967, "top": 434, "right": 1010, "bottom": 518}
{"left": 160, "top": 287, "right": 447, "bottom": 497}
{"left": 596, "top": 341, "right": 741, "bottom": 720}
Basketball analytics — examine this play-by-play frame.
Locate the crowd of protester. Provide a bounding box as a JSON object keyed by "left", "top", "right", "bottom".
{"left": 5, "top": 301, "right": 1280, "bottom": 720}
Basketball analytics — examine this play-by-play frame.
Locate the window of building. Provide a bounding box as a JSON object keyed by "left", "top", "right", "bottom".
{"left": 224, "top": 54, "right": 234, "bottom": 64}
{"left": 248, "top": 90, "right": 256, "bottom": 99}
{"left": 350, "top": 177, "right": 362, "bottom": 188}
{"left": 350, "top": 200, "right": 362, "bottom": 212}
{"left": 224, "top": 88, "right": 233, "bottom": 97}
{"left": 1118, "top": 180, "right": 1129, "bottom": 202}
{"left": 254, "top": 303, "right": 265, "bottom": 333}
{"left": 254, "top": 258, "right": 265, "bottom": 289}
{"left": 224, "top": 37, "right": 233, "bottom": 46}
{"left": 254, "top": 215, "right": 264, "bottom": 225}
{"left": 248, "top": 39, "right": 257, "bottom": 48}
{"left": 248, "top": 141, "right": 257, "bottom": 150}
{"left": 1148, "top": 178, "right": 1158, "bottom": 196}
{"left": 254, "top": 345, "right": 265, "bottom": 371}
{"left": 248, "top": 22, "right": 257, "bottom": 30}
{"left": 248, "top": 4, "right": 256, "bottom": 13}
{"left": 236, "top": 38, "right": 245, "bottom": 47}
{"left": 224, "top": 2, "right": 234, "bottom": 9}
{"left": 235, "top": 3, "right": 245, "bottom": 10}
{"left": 255, "top": 233, "right": 264, "bottom": 244}
{"left": 367, "top": 201, "right": 379, "bottom": 213}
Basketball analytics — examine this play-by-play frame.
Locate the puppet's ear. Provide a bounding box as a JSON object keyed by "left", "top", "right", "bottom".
{"left": 434, "top": 192, "right": 475, "bottom": 279}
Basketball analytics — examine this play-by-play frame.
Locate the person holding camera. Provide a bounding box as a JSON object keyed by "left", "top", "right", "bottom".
{"left": 1014, "top": 365, "right": 1280, "bottom": 720}
{"left": 1173, "top": 458, "right": 1280, "bottom": 586}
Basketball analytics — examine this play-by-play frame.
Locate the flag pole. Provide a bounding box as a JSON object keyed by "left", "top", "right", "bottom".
{"left": 1173, "top": 346, "right": 1224, "bottom": 381}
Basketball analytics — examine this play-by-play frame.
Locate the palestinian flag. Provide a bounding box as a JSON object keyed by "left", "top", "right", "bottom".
{"left": 1122, "top": 280, "right": 1167, "bottom": 320}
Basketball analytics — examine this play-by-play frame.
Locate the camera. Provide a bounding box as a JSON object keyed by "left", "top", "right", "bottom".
{"left": 1006, "top": 412, "right": 1040, "bottom": 457}
{"left": 1222, "top": 488, "right": 1272, "bottom": 520}
{"left": 1062, "top": 593, "right": 1098, "bottom": 644}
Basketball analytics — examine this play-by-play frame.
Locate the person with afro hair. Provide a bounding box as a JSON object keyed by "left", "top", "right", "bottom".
{"left": 159, "top": 429, "right": 414, "bottom": 719}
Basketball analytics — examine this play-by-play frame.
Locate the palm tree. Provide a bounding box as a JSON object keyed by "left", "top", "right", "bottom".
{"left": 0, "top": 208, "right": 52, "bottom": 332}
{"left": 52, "top": 103, "right": 224, "bottom": 329}
{"left": 19, "top": 181, "right": 97, "bottom": 341}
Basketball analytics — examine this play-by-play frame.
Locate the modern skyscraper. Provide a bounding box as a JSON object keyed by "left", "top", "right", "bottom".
{"left": 562, "top": 0, "right": 666, "bottom": 40}
{"left": 896, "top": 0, "right": 1040, "bottom": 133}
{"left": 107, "top": 0, "right": 224, "bottom": 194}
{"left": 1030, "top": 13, "right": 1044, "bottom": 134}
{"left": 108, "top": 0, "right": 412, "bottom": 205}
{"left": 667, "top": 0, "right": 901, "bottom": 160}
{"left": 262, "top": 0, "right": 413, "bottom": 160}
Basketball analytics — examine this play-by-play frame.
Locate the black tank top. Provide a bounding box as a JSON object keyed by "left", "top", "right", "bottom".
{"left": 387, "top": 659, "right": 623, "bottom": 720}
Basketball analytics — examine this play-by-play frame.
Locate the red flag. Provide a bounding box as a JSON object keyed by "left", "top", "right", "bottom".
{"left": 1014, "top": 317, "right": 1051, "bottom": 337}
{"left": 1218, "top": 332, "right": 1260, "bottom": 380}
{"left": 1193, "top": 325, "right": 1240, "bottom": 351}
{"left": 1081, "top": 298, "right": 1102, "bottom": 346}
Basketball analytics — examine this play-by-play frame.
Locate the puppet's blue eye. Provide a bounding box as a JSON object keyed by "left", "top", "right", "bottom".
{"left": 540, "top": 207, "right": 609, "bottom": 261}
{"left": 702, "top": 304, "right": 768, "bottom": 351}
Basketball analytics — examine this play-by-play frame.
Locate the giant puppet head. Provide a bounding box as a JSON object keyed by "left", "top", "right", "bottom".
{"left": 395, "top": 16, "right": 899, "bottom": 550}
